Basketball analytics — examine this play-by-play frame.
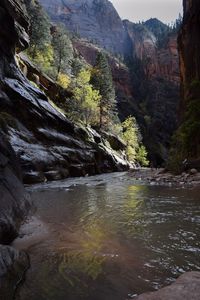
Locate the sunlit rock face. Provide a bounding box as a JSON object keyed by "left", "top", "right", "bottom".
{"left": 124, "top": 19, "right": 157, "bottom": 63}
{"left": 123, "top": 20, "right": 179, "bottom": 84}
{"left": 39, "top": 0, "right": 130, "bottom": 56}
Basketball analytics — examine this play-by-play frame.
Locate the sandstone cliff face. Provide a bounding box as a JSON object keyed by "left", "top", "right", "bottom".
{"left": 124, "top": 20, "right": 179, "bottom": 84}
{"left": 176, "top": 0, "right": 200, "bottom": 159}
{"left": 178, "top": 0, "right": 200, "bottom": 115}
{"left": 39, "top": 0, "right": 130, "bottom": 56}
{"left": 122, "top": 20, "right": 180, "bottom": 164}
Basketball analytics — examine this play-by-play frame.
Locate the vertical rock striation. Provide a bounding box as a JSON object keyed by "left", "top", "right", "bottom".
{"left": 0, "top": 1, "right": 30, "bottom": 297}
{"left": 178, "top": 0, "right": 200, "bottom": 114}
{"left": 39, "top": 0, "right": 130, "bottom": 56}
{"left": 176, "top": 0, "right": 200, "bottom": 160}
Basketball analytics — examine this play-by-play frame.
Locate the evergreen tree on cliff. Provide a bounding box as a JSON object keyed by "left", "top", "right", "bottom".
{"left": 25, "top": 0, "right": 51, "bottom": 58}
{"left": 91, "top": 53, "right": 117, "bottom": 129}
{"left": 51, "top": 25, "right": 73, "bottom": 80}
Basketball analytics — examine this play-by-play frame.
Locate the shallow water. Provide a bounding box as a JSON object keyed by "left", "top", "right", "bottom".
{"left": 16, "top": 172, "right": 200, "bottom": 300}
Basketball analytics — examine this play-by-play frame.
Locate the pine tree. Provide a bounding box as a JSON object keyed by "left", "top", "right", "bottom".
{"left": 71, "top": 57, "right": 85, "bottom": 76}
{"left": 91, "top": 52, "right": 117, "bottom": 129}
{"left": 51, "top": 25, "right": 73, "bottom": 80}
{"left": 26, "top": 0, "right": 51, "bottom": 58}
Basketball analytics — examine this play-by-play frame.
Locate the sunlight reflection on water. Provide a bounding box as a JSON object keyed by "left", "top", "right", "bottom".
{"left": 16, "top": 173, "right": 200, "bottom": 300}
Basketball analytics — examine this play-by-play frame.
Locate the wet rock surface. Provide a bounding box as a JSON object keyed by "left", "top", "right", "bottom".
{"left": 0, "top": 245, "right": 29, "bottom": 299}
{"left": 0, "top": 1, "right": 130, "bottom": 186}
{"left": 0, "top": 138, "right": 30, "bottom": 244}
{"left": 0, "top": 137, "right": 30, "bottom": 298}
{"left": 135, "top": 272, "right": 200, "bottom": 300}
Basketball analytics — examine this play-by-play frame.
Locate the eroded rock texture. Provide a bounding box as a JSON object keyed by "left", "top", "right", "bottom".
{"left": 39, "top": 0, "right": 130, "bottom": 56}
{"left": 1, "top": 1, "right": 130, "bottom": 186}
{"left": 0, "top": 1, "right": 30, "bottom": 297}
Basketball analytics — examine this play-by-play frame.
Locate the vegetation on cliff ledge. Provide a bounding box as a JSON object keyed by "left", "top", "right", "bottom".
{"left": 24, "top": 0, "right": 149, "bottom": 167}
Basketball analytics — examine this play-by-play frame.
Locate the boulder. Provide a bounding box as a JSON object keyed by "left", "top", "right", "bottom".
{"left": 189, "top": 168, "right": 198, "bottom": 175}
{"left": 136, "top": 272, "right": 200, "bottom": 300}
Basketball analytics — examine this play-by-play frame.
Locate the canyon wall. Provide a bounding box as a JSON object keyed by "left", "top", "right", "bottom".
{"left": 0, "top": 0, "right": 130, "bottom": 297}
{"left": 39, "top": 0, "right": 180, "bottom": 165}
{"left": 175, "top": 0, "right": 200, "bottom": 161}
{"left": 39, "top": 0, "right": 131, "bottom": 56}
{"left": 0, "top": 0, "right": 30, "bottom": 297}
{"left": 178, "top": 0, "right": 200, "bottom": 113}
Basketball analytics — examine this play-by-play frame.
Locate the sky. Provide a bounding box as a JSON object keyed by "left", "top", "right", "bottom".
{"left": 110, "top": 0, "right": 183, "bottom": 24}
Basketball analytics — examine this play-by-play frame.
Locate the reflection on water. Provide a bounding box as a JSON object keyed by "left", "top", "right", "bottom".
{"left": 16, "top": 173, "right": 200, "bottom": 300}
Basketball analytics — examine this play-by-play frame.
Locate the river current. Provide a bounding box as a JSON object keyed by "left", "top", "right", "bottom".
{"left": 15, "top": 172, "right": 200, "bottom": 300}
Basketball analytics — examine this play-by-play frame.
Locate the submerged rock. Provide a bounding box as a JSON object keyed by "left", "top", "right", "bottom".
{"left": 136, "top": 272, "right": 200, "bottom": 300}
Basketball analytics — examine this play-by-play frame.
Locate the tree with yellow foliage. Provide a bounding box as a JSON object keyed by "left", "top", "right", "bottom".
{"left": 70, "top": 69, "right": 101, "bottom": 126}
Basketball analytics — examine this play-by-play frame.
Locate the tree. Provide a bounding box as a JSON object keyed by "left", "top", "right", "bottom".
{"left": 69, "top": 69, "right": 101, "bottom": 126}
{"left": 91, "top": 52, "right": 117, "bottom": 129}
{"left": 71, "top": 57, "right": 85, "bottom": 76}
{"left": 57, "top": 73, "right": 71, "bottom": 89}
{"left": 30, "top": 44, "right": 54, "bottom": 76}
{"left": 122, "top": 116, "right": 139, "bottom": 161}
{"left": 136, "top": 145, "right": 149, "bottom": 167}
{"left": 122, "top": 116, "right": 149, "bottom": 166}
{"left": 51, "top": 26, "right": 73, "bottom": 80}
{"left": 26, "top": 0, "right": 51, "bottom": 58}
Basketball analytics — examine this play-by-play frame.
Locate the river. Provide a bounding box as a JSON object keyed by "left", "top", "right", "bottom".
{"left": 14, "top": 172, "right": 200, "bottom": 300}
